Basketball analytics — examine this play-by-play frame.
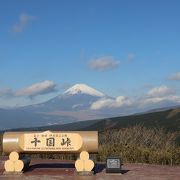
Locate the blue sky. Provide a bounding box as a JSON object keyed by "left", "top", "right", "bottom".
{"left": 0, "top": 0, "right": 180, "bottom": 107}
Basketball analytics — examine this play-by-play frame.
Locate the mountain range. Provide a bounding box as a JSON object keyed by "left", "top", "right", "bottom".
{"left": 3, "top": 107, "right": 180, "bottom": 136}
{"left": 0, "top": 84, "right": 118, "bottom": 130}
{"left": 0, "top": 83, "right": 180, "bottom": 130}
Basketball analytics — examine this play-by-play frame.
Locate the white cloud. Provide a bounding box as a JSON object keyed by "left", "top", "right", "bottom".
{"left": 12, "top": 13, "right": 35, "bottom": 33}
{"left": 169, "top": 72, "right": 180, "bottom": 81}
{"left": 169, "top": 95, "right": 180, "bottom": 102}
{"left": 91, "top": 85, "right": 180, "bottom": 111}
{"left": 142, "top": 96, "right": 166, "bottom": 105}
{"left": 15, "top": 80, "right": 57, "bottom": 98}
{"left": 147, "top": 85, "right": 174, "bottom": 97}
{"left": 140, "top": 85, "right": 179, "bottom": 106}
{"left": 141, "top": 95, "right": 180, "bottom": 106}
{"left": 127, "top": 53, "right": 135, "bottom": 62}
{"left": 91, "top": 96, "right": 133, "bottom": 110}
{"left": 88, "top": 56, "right": 120, "bottom": 71}
{"left": 0, "top": 88, "right": 13, "bottom": 98}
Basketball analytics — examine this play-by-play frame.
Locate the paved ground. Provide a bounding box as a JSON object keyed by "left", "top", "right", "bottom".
{"left": 0, "top": 158, "right": 180, "bottom": 179}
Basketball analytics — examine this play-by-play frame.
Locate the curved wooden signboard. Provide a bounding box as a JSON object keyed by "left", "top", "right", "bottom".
{"left": 3, "top": 131, "right": 98, "bottom": 153}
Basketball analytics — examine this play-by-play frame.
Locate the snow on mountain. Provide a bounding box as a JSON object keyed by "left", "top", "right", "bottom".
{"left": 64, "top": 83, "right": 105, "bottom": 97}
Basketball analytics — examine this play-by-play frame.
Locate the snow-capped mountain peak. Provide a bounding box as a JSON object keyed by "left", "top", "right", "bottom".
{"left": 64, "top": 83, "right": 105, "bottom": 97}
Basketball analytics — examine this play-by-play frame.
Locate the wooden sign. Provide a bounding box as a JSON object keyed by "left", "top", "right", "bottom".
{"left": 3, "top": 131, "right": 98, "bottom": 153}
{"left": 23, "top": 131, "right": 83, "bottom": 151}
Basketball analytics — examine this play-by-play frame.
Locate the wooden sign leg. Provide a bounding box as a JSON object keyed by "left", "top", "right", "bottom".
{"left": 75, "top": 151, "right": 95, "bottom": 175}
{"left": 4, "top": 151, "right": 31, "bottom": 174}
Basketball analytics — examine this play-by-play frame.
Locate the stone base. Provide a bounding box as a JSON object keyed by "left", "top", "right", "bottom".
{"left": 106, "top": 173, "right": 122, "bottom": 175}
{"left": 102, "top": 169, "right": 122, "bottom": 175}
{"left": 75, "top": 171, "right": 94, "bottom": 176}
{"left": 3, "top": 171, "right": 23, "bottom": 175}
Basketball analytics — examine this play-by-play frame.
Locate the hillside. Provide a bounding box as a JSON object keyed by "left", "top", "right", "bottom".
{"left": 5, "top": 107, "right": 180, "bottom": 133}
{"left": 1, "top": 107, "right": 180, "bottom": 165}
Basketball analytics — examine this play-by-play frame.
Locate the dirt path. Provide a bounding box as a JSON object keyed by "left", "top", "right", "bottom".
{"left": 0, "top": 158, "right": 179, "bottom": 179}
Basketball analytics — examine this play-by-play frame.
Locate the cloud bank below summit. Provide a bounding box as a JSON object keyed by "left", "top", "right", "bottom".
{"left": 90, "top": 85, "right": 180, "bottom": 111}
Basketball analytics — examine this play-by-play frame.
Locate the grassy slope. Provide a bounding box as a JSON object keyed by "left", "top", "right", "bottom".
{"left": 9, "top": 108, "right": 180, "bottom": 133}
{"left": 83, "top": 109, "right": 180, "bottom": 132}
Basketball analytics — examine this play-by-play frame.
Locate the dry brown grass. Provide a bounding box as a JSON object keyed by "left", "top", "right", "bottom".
{"left": 98, "top": 125, "right": 180, "bottom": 165}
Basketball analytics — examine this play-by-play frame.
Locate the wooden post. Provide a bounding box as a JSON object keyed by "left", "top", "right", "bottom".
{"left": 9, "top": 151, "right": 19, "bottom": 162}
{"left": 4, "top": 151, "right": 31, "bottom": 173}
{"left": 75, "top": 151, "right": 94, "bottom": 174}
{"left": 84, "top": 160, "right": 94, "bottom": 172}
{"left": 75, "top": 159, "right": 84, "bottom": 172}
{"left": 14, "top": 160, "right": 24, "bottom": 172}
{"left": 4, "top": 160, "right": 14, "bottom": 172}
{"left": 80, "top": 151, "right": 89, "bottom": 160}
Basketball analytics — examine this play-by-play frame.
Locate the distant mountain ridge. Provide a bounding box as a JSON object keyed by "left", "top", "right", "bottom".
{"left": 4, "top": 107, "right": 180, "bottom": 133}
{"left": 0, "top": 84, "right": 111, "bottom": 130}
{"left": 0, "top": 83, "right": 180, "bottom": 130}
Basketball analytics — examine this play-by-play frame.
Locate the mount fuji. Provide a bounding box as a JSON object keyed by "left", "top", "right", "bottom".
{"left": 23, "top": 84, "right": 106, "bottom": 111}
{"left": 64, "top": 84, "right": 105, "bottom": 97}
{"left": 0, "top": 84, "right": 117, "bottom": 130}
